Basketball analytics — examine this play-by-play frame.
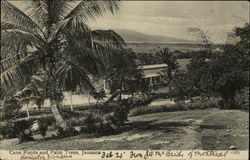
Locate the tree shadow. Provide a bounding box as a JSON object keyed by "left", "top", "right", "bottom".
{"left": 199, "top": 125, "right": 227, "bottom": 130}
{"left": 122, "top": 120, "right": 189, "bottom": 133}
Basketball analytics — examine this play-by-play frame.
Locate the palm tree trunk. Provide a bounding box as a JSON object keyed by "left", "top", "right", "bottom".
{"left": 50, "top": 100, "right": 67, "bottom": 131}
{"left": 120, "top": 82, "right": 123, "bottom": 101}
{"left": 69, "top": 91, "right": 73, "bottom": 111}
{"left": 26, "top": 103, "right": 30, "bottom": 118}
{"left": 88, "top": 92, "right": 90, "bottom": 104}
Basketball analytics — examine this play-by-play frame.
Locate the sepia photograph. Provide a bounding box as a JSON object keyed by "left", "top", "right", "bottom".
{"left": 0, "top": 0, "right": 249, "bottom": 156}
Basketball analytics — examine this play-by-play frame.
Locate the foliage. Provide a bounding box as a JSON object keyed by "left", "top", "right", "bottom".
{"left": 171, "top": 70, "right": 200, "bottom": 102}
{"left": 1, "top": 97, "right": 21, "bottom": 120}
{"left": 56, "top": 126, "right": 79, "bottom": 138}
{"left": 84, "top": 112, "right": 115, "bottom": 136}
{"left": 105, "top": 49, "right": 143, "bottom": 97}
{"left": 111, "top": 104, "right": 130, "bottom": 126}
{"left": 129, "top": 97, "right": 219, "bottom": 116}
{"left": 1, "top": 0, "right": 125, "bottom": 130}
{"left": 137, "top": 52, "right": 160, "bottom": 65}
{"left": 83, "top": 102, "right": 130, "bottom": 136}
{"left": 59, "top": 109, "right": 86, "bottom": 120}
{"left": 92, "top": 88, "right": 106, "bottom": 102}
{"left": 37, "top": 117, "right": 54, "bottom": 137}
{"left": 0, "top": 121, "right": 18, "bottom": 139}
{"left": 172, "top": 24, "right": 249, "bottom": 109}
{"left": 156, "top": 48, "right": 179, "bottom": 89}
{"left": 172, "top": 50, "right": 201, "bottom": 59}
{"left": 0, "top": 119, "right": 34, "bottom": 142}
{"left": 234, "top": 88, "right": 249, "bottom": 111}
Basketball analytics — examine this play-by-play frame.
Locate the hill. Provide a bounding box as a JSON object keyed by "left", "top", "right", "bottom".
{"left": 115, "top": 29, "right": 196, "bottom": 43}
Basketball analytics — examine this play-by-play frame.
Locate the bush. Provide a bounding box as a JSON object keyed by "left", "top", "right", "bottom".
{"left": 56, "top": 127, "right": 79, "bottom": 138}
{"left": 1, "top": 119, "right": 34, "bottom": 142}
{"left": 112, "top": 105, "right": 130, "bottom": 126}
{"left": 66, "top": 117, "right": 86, "bottom": 127}
{"left": 14, "top": 120, "right": 34, "bottom": 142}
{"left": 0, "top": 121, "right": 18, "bottom": 139}
{"left": 37, "top": 117, "right": 54, "bottom": 137}
{"left": 60, "top": 110, "right": 86, "bottom": 119}
{"left": 1, "top": 97, "right": 21, "bottom": 120}
{"left": 18, "top": 129, "right": 34, "bottom": 142}
{"left": 234, "top": 88, "right": 249, "bottom": 110}
{"left": 84, "top": 113, "right": 100, "bottom": 133}
{"left": 84, "top": 113, "right": 115, "bottom": 136}
{"left": 129, "top": 98, "right": 219, "bottom": 116}
{"left": 84, "top": 111, "right": 126, "bottom": 136}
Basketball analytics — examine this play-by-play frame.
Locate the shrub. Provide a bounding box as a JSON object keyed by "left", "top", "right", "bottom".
{"left": 56, "top": 127, "right": 79, "bottom": 138}
{"left": 129, "top": 98, "right": 219, "bottom": 116}
{"left": 84, "top": 112, "right": 117, "bottom": 136}
{"left": 0, "top": 119, "right": 34, "bottom": 142}
{"left": 14, "top": 120, "right": 34, "bottom": 142}
{"left": 132, "top": 98, "right": 154, "bottom": 107}
{"left": 60, "top": 110, "right": 85, "bottom": 119}
{"left": 81, "top": 102, "right": 131, "bottom": 136}
{"left": 66, "top": 117, "right": 86, "bottom": 127}
{"left": 234, "top": 88, "right": 249, "bottom": 110}
{"left": 17, "top": 129, "right": 34, "bottom": 142}
{"left": 1, "top": 97, "right": 21, "bottom": 120}
{"left": 0, "top": 121, "right": 18, "bottom": 139}
{"left": 37, "top": 117, "right": 54, "bottom": 137}
{"left": 96, "top": 114, "right": 115, "bottom": 136}
{"left": 112, "top": 105, "right": 130, "bottom": 126}
{"left": 84, "top": 113, "right": 100, "bottom": 133}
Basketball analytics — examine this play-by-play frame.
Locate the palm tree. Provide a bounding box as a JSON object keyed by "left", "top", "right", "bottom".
{"left": 157, "top": 48, "right": 179, "bottom": 90}
{"left": 1, "top": 0, "right": 125, "bottom": 131}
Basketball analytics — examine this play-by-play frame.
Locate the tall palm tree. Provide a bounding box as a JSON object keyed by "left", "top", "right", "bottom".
{"left": 157, "top": 48, "right": 179, "bottom": 90}
{"left": 1, "top": 0, "right": 125, "bottom": 131}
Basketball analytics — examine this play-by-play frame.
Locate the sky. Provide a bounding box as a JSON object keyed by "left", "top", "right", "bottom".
{"left": 88, "top": 1, "right": 249, "bottom": 43}
{"left": 10, "top": 1, "right": 249, "bottom": 43}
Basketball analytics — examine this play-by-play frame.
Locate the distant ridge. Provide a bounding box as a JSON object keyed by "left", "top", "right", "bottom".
{"left": 115, "top": 29, "right": 197, "bottom": 44}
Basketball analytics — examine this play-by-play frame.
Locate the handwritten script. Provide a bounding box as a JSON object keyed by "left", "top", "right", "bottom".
{"left": 2, "top": 149, "right": 242, "bottom": 160}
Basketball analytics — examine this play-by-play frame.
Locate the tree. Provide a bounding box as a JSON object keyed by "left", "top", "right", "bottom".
{"left": 188, "top": 27, "right": 212, "bottom": 52}
{"left": 137, "top": 52, "right": 159, "bottom": 65}
{"left": 184, "top": 24, "right": 249, "bottom": 108}
{"left": 157, "top": 48, "right": 179, "bottom": 90}
{"left": 1, "top": 0, "right": 125, "bottom": 131}
{"left": 171, "top": 70, "right": 200, "bottom": 102}
{"left": 105, "top": 49, "right": 142, "bottom": 100}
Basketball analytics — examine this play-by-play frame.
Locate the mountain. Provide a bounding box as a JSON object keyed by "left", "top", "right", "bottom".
{"left": 114, "top": 29, "right": 196, "bottom": 43}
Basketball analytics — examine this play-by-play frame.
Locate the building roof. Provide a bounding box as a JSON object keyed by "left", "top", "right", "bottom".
{"left": 138, "top": 63, "right": 168, "bottom": 70}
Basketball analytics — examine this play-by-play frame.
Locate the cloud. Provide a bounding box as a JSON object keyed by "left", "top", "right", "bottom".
{"left": 10, "top": 1, "right": 249, "bottom": 43}
{"left": 87, "top": 1, "right": 249, "bottom": 43}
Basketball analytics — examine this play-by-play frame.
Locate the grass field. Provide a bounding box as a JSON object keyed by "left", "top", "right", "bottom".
{"left": 0, "top": 108, "right": 248, "bottom": 150}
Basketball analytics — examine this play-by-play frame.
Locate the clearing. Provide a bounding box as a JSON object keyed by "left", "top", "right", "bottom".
{"left": 0, "top": 108, "right": 248, "bottom": 150}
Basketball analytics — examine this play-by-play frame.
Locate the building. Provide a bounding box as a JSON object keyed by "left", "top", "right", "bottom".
{"left": 101, "top": 63, "right": 168, "bottom": 93}
{"left": 138, "top": 63, "right": 168, "bottom": 86}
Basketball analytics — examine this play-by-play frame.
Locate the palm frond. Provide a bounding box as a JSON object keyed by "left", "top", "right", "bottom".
{"left": 92, "top": 29, "right": 126, "bottom": 50}
{"left": 64, "top": 0, "right": 120, "bottom": 22}
{"left": 60, "top": 16, "right": 92, "bottom": 37}
{"left": 1, "top": 0, "right": 41, "bottom": 32}
{"left": 1, "top": 22, "right": 27, "bottom": 31}
{"left": 55, "top": 56, "right": 96, "bottom": 93}
{"left": 1, "top": 29, "right": 44, "bottom": 54}
{"left": 26, "top": 0, "right": 73, "bottom": 28}
{"left": 1, "top": 54, "right": 40, "bottom": 95}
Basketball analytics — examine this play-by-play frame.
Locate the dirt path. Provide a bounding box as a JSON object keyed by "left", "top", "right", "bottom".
{"left": 180, "top": 119, "right": 203, "bottom": 149}
{"left": 1, "top": 109, "right": 248, "bottom": 150}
